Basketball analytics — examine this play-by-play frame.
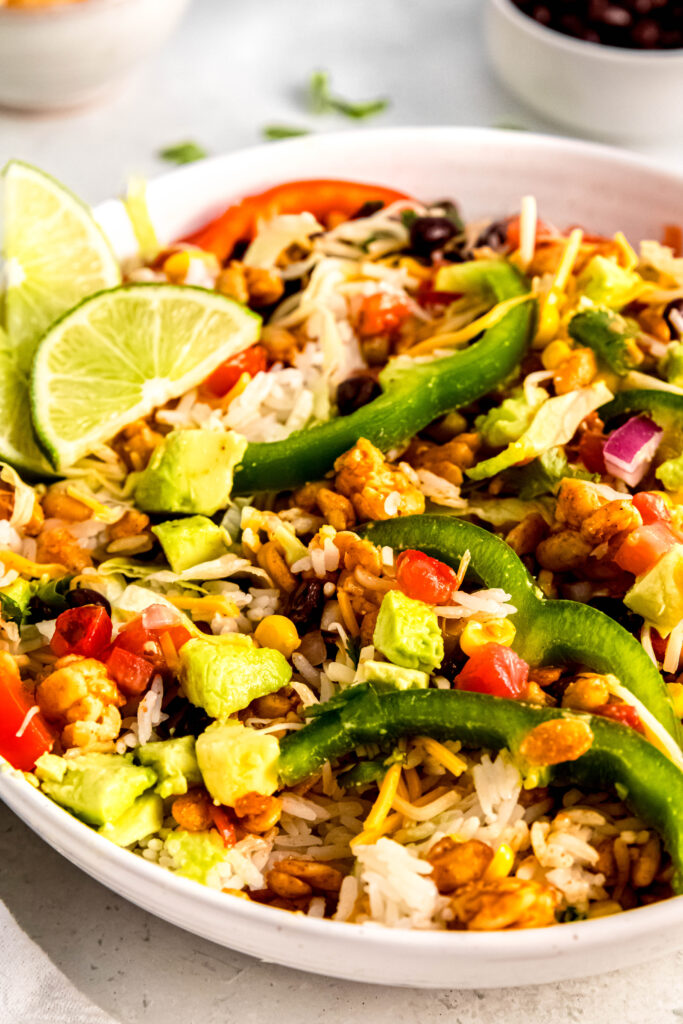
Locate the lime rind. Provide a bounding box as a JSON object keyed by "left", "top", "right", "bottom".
{"left": 0, "top": 327, "right": 57, "bottom": 479}
{"left": 2, "top": 159, "right": 121, "bottom": 374}
{"left": 30, "top": 283, "right": 261, "bottom": 470}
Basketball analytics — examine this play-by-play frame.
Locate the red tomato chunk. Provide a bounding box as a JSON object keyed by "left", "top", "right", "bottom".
{"left": 0, "top": 653, "right": 54, "bottom": 771}
{"left": 204, "top": 344, "right": 267, "bottom": 397}
{"left": 594, "top": 703, "right": 644, "bottom": 733}
{"left": 106, "top": 647, "right": 155, "bottom": 696}
{"left": 396, "top": 549, "right": 457, "bottom": 605}
{"left": 454, "top": 643, "right": 529, "bottom": 698}
{"left": 633, "top": 491, "right": 672, "bottom": 526}
{"left": 614, "top": 522, "right": 677, "bottom": 576}
{"left": 50, "top": 605, "right": 112, "bottom": 658}
{"left": 357, "top": 292, "right": 411, "bottom": 338}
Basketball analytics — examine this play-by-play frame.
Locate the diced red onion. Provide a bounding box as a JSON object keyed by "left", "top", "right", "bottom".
{"left": 142, "top": 603, "right": 180, "bottom": 629}
{"left": 603, "top": 416, "right": 662, "bottom": 487}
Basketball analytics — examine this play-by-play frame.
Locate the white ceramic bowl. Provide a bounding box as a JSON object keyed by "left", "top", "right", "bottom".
{"left": 0, "top": 0, "right": 192, "bottom": 112}
{"left": 485, "top": 0, "right": 683, "bottom": 141}
{"left": 3, "top": 126, "right": 683, "bottom": 988}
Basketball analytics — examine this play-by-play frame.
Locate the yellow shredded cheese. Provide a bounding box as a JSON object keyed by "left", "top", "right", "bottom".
{"left": 391, "top": 790, "right": 460, "bottom": 822}
{"left": 535, "top": 228, "right": 583, "bottom": 344}
{"left": 518, "top": 195, "right": 538, "bottom": 271}
{"left": 168, "top": 595, "right": 239, "bottom": 619}
{"left": 407, "top": 292, "right": 534, "bottom": 357}
{"left": 65, "top": 486, "right": 123, "bottom": 525}
{"left": 614, "top": 231, "right": 638, "bottom": 271}
{"left": 0, "top": 551, "right": 65, "bottom": 579}
{"left": 350, "top": 763, "right": 402, "bottom": 846}
{"left": 419, "top": 736, "right": 467, "bottom": 777}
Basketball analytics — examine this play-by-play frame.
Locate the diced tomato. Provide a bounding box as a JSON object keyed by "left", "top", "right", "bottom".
{"left": 210, "top": 805, "right": 237, "bottom": 847}
{"left": 614, "top": 521, "right": 677, "bottom": 576}
{"left": 112, "top": 611, "right": 192, "bottom": 674}
{"left": 357, "top": 292, "right": 412, "bottom": 338}
{"left": 0, "top": 652, "right": 54, "bottom": 771}
{"left": 106, "top": 647, "right": 155, "bottom": 696}
{"left": 416, "top": 279, "right": 462, "bottom": 309}
{"left": 594, "top": 703, "right": 644, "bottom": 733}
{"left": 633, "top": 491, "right": 672, "bottom": 526}
{"left": 51, "top": 605, "right": 112, "bottom": 659}
{"left": 454, "top": 643, "right": 529, "bottom": 699}
{"left": 505, "top": 215, "right": 555, "bottom": 251}
{"left": 578, "top": 431, "right": 606, "bottom": 474}
{"left": 182, "top": 179, "right": 412, "bottom": 261}
{"left": 204, "top": 345, "right": 268, "bottom": 397}
{"left": 396, "top": 549, "right": 457, "bottom": 605}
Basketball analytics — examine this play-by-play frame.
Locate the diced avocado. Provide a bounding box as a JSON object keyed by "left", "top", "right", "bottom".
{"left": 164, "top": 829, "right": 227, "bottom": 884}
{"left": 624, "top": 544, "right": 683, "bottom": 637}
{"left": 134, "top": 429, "right": 247, "bottom": 516}
{"left": 196, "top": 720, "right": 280, "bottom": 806}
{"left": 568, "top": 308, "right": 641, "bottom": 375}
{"left": 0, "top": 578, "right": 33, "bottom": 624}
{"left": 577, "top": 255, "right": 642, "bottom": 310}
{"left": 355, "top": 659, "right": 429, "bottom": 691}
{"left": 38, "top": 752, "right": 156, "bottom": 827}
{"left": 179, "top": 637, "right": 291, "bottom": 719}
{"left": 99, "top": 792, "right": 163, "bottom": 847}
{"left": 152, "top": 515, "right": 229, "bottom": 573}
{"left": 34, "top": 752, "right": 67, "bottom": 783}
{"left": 372, "top": 590, "right": 443, "bottom": 674}
{"left": 136, "top": 735, "right": 202, "bottom": 799}
{"left": 657, "top": 452, "right": 683, "bottom": 492}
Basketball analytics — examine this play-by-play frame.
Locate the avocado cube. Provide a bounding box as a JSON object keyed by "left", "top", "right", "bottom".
{"left": 99, "top": 792, "right": 164, "bottom": 847}
{"left": 164, "top": 829, "right": 227, "bottom": 884}
{"left": 179, "top": 638, "right": 292, "bottom": 719}
{"left": 152, "top": 516, "right": 229, "bottom": 573}
{"left": 196, "top": 721, "right": 280, "bottom": 806}
{"left": 355, "top": 659, "right": 429, "bottom": 691}
{"left": 373, "top": 590, "right": 443, "bottom": 674}
{"left": 136, "top": 735, "right": 202, "bottom": 799}
{"left": 40, "top": 752, "right": 156, "bottom": 827}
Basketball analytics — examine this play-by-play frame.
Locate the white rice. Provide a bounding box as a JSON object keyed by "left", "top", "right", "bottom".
{"left": 436, "top": 588, "right": 517, "bottom": 620}
{"left": 354, "top": 838, "right": 447, "bottom": 930}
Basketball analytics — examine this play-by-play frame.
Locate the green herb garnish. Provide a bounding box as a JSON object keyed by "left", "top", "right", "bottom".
{"left": 309, "top": 70, "right": 389, "bottom": 120}
{"left": 263, "top": 125, "right": 311, "bottom": 140}
{"left": 159, "top": 141, "right": 208, "bottom": 165}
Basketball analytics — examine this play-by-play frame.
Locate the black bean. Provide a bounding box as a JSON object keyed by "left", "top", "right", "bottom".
{"left": 336, "top": 375, "right": 381, "bottom": 416}
{"left": 511, "top": 0, "right": 683, "bottom": 48}
{"left": 66, "top": 587, "right": 112, "bottom": 617}
{"left": 28, "top": 596, "right": 61, "bottom": 622}
{"left": 409, "top": 216, "right": 458, "bottom": 258}
{"left": 474, "top": 218, "right": 511, "bottom": 252}
{"left": 288, "top": 579, "right": 325, "bottom": 633}
{"left": 157, "top": 697, "right": 212, "bottom": 739}
{"left": 588, "top": 595, "right": 642, "bottom": 635}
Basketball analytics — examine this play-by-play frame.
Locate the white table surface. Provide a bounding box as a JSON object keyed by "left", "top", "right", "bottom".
{"left": 2, "top": 0, "right": 683, "bottom": 1020}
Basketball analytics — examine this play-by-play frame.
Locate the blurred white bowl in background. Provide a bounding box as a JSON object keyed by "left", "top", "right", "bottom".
{"left": 0, "top": 0, "right": 192, "bottom": 112}
{"left": 485, "top": 0, "right": 683, "bottom": 141}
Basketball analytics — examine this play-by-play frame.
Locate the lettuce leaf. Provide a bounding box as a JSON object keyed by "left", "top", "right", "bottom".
{"left": 475, "top": 386, "right": 547, "bottom": 447}
{"left": 467, "top": 382, "right": 612, "bottom": 482}
{"left": 508, "top": 447, "right": 598, "bottom": 499}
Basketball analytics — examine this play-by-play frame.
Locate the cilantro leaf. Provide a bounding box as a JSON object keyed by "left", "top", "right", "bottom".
{"left": 263, "top": 125, "right": 311, "bottom": 140}
{"left": 159, "top": 141, "right": 207, "bottom": 165}
{"left": 309, "top": 70, "right": 389, "bottom": 121}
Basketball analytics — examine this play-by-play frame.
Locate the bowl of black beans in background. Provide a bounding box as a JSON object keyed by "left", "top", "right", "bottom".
{"left": 485, "top": 0, "right": 683, "bottom": 140}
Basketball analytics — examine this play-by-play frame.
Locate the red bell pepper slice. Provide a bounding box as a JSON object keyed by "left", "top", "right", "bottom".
{"left": 0, "top": 652, "right": 54, "bottom": 770}
{"left": 182, "top": 179, "right": 411, "bottom": 261}
{"left": 204, "top": 344, "right": 268, "bottom": 397}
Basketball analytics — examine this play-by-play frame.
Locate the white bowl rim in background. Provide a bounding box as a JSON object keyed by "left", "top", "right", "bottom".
{"left": 3, "top": 125, "right": 683, "bottom": 989}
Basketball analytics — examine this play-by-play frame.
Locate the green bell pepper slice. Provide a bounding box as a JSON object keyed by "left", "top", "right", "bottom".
{"left": 360, "top": 515, "right": 681, "bottom": 743}
{"left": 277, "top": 684, "right": 683, "bottom": 893}
{"left": 232, "top": 261, "right": 534, "bottom": 494}
{"left": 568, "top": 308, "right": 641, "bottom": 376}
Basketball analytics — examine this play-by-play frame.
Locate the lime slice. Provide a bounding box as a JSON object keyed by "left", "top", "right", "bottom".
{"left": 3, "top": 160, "right": 121, "bottom": 373}
{"left": 0, "top": 327, "right": 56, "bottom": 478}
{"left": 31, "top": 283, "right": 261, "bottom": 470}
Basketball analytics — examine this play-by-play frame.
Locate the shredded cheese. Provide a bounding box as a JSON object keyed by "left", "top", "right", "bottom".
{"left": 606, "top": 677, "right": 683, "bottom": 771}
{"left": 518, "top": 195, "right": 538, "bottom": 271}
{"left": 454, "top": 549, "right": 471, "bottom": 591}
{"left": 0, "top": 551, "right": 65, "bottom": 579}
{"left": 350, "top": 763, "right": 402, "bottom": 846}
{"left": 65, "top": 486, "right": 123, "bottom": 524}
{"left": 15, "top": 705, "right": 40, "bottom": 738}
{"left": 641, "top": 623, "right": 658, "bottom": 668}
{"left": 168, "top": 595, "right": 239, "bottom": 619}
{"left": 391, "top": 790, "right": 461, "bottom": 822}
{"left": 407, "top": 292, "right": 535, "bottom": 357}
{"left": 614, "top": 231, "right": 638, "bottom": 271}
{"left": 535, "top": 228, "right": 584, "bottom": 345}
{"left": 419, "top": 736, "right": 467, "bottom": 777}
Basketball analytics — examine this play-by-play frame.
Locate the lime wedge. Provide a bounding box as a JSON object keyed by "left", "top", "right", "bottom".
{"left": 31, "top": 283, "right": 261, "bottom": 470}
{"left": 0, "top": 327, "right": 55, "bottom": 478}
{"left": 3, "top": 160, "right": 121, "bottom": 373}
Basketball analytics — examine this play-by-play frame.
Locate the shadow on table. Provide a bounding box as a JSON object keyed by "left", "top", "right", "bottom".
{"left": 1, "top": 804, "right": 680, "bottom": 1024}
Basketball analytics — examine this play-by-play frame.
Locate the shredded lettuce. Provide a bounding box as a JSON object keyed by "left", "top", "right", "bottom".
{"left": 123, "top": 176, "right": 160, "bottom": 263}
{"left": 243, "top": 213, "right": 322, "bottom": 270}
{"left": 467, "top": 382, "right": 613, "bottom": 482}
{"left": 508, "top": 447, "right": 598, "bottom": 499}
{"left": 450, "top": 496, "right": 554, "bottom": 527}
{"left": 475, "top": 386, "right": 547, "bottom": 447}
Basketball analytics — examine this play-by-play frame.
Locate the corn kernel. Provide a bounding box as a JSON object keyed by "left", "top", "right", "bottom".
{"left": 459, "top": 618, "right": 516, "bottom": 656}
{"left": 535, "top": 298, "right": 561, "bottom": 346}
{"left": 668, "top": 682, "right": 683, "bottom": 719}
{"left": 541, "top": 339, "right": 572, "bottom": 370}
{"left": 484, "top": 842, "right": 514, "bottom": 880}
{"left": 163, "top": 251, "right": 190, "bottom": 283}
{"left": 254, "top": 615, "right": 300, "bottom": 659}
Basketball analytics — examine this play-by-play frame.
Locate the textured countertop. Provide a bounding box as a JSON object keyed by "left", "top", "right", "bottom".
{"left": 1, "top": 0, "right": 683, "bottom": 1020}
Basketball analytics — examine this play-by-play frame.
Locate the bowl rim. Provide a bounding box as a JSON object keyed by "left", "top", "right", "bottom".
{"left": 489, "top": 0, "right": 683, "bottom": 61}
{"left": 4, "top": 123, "right": 683, "bottom": 970}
